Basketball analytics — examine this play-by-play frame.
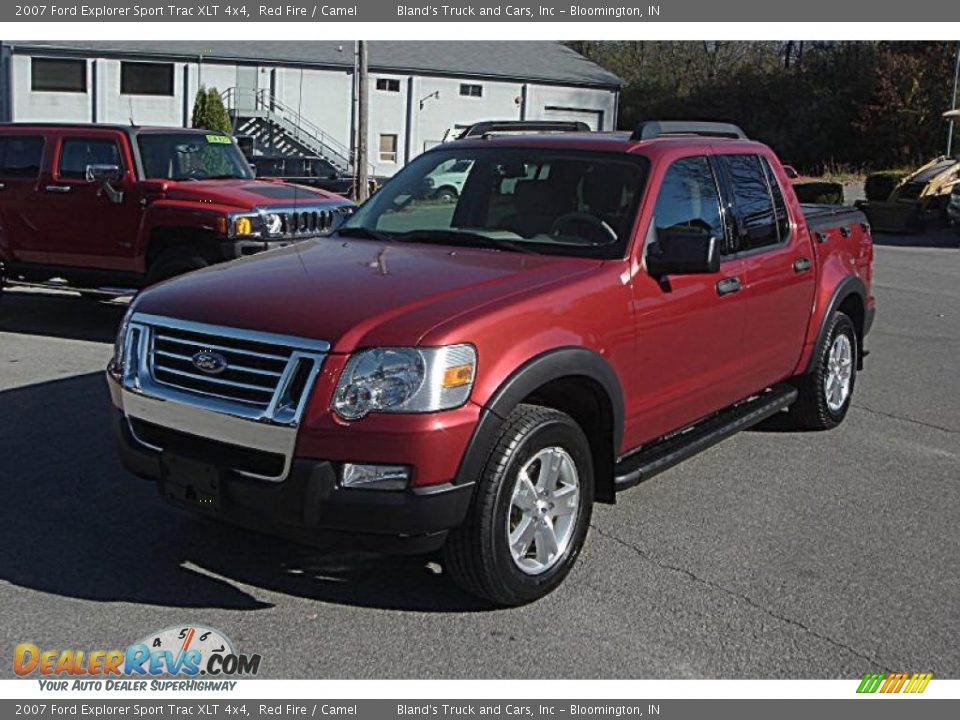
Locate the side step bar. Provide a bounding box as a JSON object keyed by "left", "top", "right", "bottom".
{"left": 6, "top": 279, "right": 137, "bottom": 298}
{"left": 614, "top": 384, "right": 798, "bottom": 492}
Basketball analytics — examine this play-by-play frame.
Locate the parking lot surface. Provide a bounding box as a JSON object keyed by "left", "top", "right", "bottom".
{"left": 1, "top": 230, "right": 958, "bottom": 679}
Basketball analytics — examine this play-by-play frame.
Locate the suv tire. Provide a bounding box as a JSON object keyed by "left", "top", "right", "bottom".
{"left": 789, "top": 312, "right": 857, "bottom": 430}
{"left": 443, "top": 404, "right": 594, "bottom": 606}
{"left": 146, "top": 247, "right": 209, "bottom": 286}
{"left": 435, "top": 187, "right": 458, "bottom": 202}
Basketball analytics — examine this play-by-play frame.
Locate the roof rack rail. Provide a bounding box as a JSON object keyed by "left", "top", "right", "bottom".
{"left": 631, "top": 121, "right": 747, "bottom": 141}
{"left": 459, "top": 120, "right": 592, "bottom": 139}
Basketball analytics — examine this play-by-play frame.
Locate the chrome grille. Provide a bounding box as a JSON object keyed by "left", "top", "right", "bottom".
{"left": 273, "top": 205, "right": 353, "bottom": 238}
{"left": 151, "top": 328, "right": 290, "bottom": 406}
{"left": 124, "top": 313, "right": 328, "bottom": 424}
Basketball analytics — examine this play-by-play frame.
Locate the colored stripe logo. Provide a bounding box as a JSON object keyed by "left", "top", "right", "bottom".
{"left": 857, "top": 672, "right": 933, "bottom": 694}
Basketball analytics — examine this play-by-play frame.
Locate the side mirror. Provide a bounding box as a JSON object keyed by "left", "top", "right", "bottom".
{"left": 646, "top": 233, "right": 720, "bottom": 276}
{"left": 85, "top": 164, "right": 122, "bottom": 184}
{"left": 248, "top": 163, "right": 257, "bottom": 177}
{"left": 86, "top": 164, "right": 124, "bottom": 204}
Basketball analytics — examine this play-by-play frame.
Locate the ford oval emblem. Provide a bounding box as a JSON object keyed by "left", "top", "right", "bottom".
{"left": 191, "top": 350, "right": 228, "bottom": 375}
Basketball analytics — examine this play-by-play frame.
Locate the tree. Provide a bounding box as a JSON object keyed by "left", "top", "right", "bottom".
{"left": 191, "top": 86, "right": 233, "bottom": 135}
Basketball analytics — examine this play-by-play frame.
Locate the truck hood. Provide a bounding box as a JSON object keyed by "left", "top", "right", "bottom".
{"left": 157, "top": 179, "right": 345, "bottom": 209}
{"left": 134, "top": 239, "right": 597, "bottom": 352}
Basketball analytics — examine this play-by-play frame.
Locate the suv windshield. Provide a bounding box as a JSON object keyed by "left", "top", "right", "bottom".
{"left": 342, "top": 147, "right": 649, "bottom": 258}
{"left": 137, "top": 133, "right": 253, "bottom": 181}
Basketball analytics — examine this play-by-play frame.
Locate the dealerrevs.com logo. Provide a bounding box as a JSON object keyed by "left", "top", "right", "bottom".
{"left": 14, "top": 626, "right": 261, "bottom": 690}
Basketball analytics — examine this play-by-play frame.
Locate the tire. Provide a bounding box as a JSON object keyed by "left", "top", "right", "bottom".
{"left": 443, "top": 404, "right": 594, "bottom": 606}
{"left": 788, "top": 312, "right": 857, "bottom": 430}
{"left": 146, "top": 247, "right": 209, "bottom": 286}
{"left": 435, "top": 187, "right": 458, "bottom": 203}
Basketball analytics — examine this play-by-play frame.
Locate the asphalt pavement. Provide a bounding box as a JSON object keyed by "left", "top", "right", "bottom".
{"left": 1, "top": 229, "right": 958, "bottom": 679}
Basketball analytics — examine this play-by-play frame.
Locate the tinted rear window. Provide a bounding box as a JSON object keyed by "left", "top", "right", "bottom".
{"left": 0, "top": 136, "right": 45, "bottom": 178}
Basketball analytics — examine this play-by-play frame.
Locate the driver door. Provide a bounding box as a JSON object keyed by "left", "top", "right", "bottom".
{"left": 627, "top": 154, "right": 753, "bottom": 443}
{"left": 40, "top": 132, "right": 141, "bottom": 272}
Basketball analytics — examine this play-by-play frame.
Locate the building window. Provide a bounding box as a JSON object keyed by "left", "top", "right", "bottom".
{"left": 120, "top": 62, "right": 174, "bottom": 96}
{"left": 459, "top": 83, "right": 483, "bottom": 98}
{"left": 31, "top": 58, "right": 86, "bottom": 93}
{"left": 378, "top": 134, "right": 398, "bottom": 163}
{"left": 376, "top": 78, "right": 400, "bottom": 92}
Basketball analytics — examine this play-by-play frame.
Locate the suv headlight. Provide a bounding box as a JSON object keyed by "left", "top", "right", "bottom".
{"left": 332, "top": 345, "right": 476, "bottom": 420}
{"left": 110, "top": 303, "right": 137, "bottom": 378}
{"left": 263, "top": 212, "right": 284, "bottom": 236}
{"left": 227, "top": 213, "right": 262, "bottom": 238}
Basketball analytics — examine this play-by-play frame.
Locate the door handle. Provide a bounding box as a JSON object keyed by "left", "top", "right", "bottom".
{"left": 45, "top": 185, "right": 71, "bottom": 193}
{"left": 716, "top": 276, "right": 742, "bottom": 296}
{"left": 793, "top": 257, "right": 812, "bottom": 273}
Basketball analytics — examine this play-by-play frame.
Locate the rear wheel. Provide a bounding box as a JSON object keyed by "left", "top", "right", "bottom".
{"left": 146, "top": 247, "right": 209, "bottom": 286}
{"left": 788, "top": 312, "right": 857, "bottom": 430}
{"left": 435, "top": 187, "right": 458, "bottom": 203}
{"left": 443, "top": 404, "right": 594, "bottom": 606}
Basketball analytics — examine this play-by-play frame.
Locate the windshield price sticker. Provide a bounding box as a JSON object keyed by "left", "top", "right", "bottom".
{"left": 206, "top": 135, "right": 232, "bottom": 144}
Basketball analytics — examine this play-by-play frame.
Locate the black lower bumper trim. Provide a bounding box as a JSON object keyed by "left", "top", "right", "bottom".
{"left": 112, "top": 411, "right": 474, "bottom": 554}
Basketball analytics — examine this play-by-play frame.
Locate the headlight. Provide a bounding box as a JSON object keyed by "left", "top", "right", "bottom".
{"left": 230, "top": 213, "right": 260, "bottom": 238}
{"left": 332, "top": 344, "right": 476, "bottom": 420}
{"left": 263, "top": 212, "right": 284, "bottom": 236}
{"left": 110, "top": 303, "right": 136, "bottom": 377}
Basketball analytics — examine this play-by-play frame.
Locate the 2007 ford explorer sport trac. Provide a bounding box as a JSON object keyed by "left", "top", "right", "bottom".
{"left": 107, "top": 121, "right": 875, "bottom": 605}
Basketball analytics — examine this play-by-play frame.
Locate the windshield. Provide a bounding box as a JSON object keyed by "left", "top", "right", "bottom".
{"left": 342, "top": 147, "right": 649, "bottom": 258}
{"left": 137, "top": 133, "right": 254, "bottom": 181}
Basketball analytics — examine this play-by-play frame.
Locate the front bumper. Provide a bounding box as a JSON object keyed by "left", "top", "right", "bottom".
{"left": 111, "top": 408, "right": 475, "bottom": 554}
{"left": 220, "top": 239, "right": 298, "bottom": 260}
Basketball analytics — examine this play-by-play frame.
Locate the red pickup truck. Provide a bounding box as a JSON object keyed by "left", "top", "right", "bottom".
{"left": 0, "top": 124, "right": 353, "bottom": 298}
{"left": 107, "top": 121, "right": 875, "bottom": 605}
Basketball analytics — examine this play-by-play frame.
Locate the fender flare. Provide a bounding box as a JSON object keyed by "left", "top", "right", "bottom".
{"left": 804, "top": 275, "right": 867, "bottom": 374}
{"left": 453, "top": 347, "right": 625, "bottom": 488}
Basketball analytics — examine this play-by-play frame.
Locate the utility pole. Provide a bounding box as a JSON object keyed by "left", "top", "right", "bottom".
{"left": 948, "top": 41, "right": 960, "bottom": 157}
{"left": 355, "top": 41, "right": 370, "bottom": 203}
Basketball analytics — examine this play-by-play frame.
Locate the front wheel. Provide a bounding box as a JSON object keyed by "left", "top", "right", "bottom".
{"left": 788, "top": 312, "right": 858, "bottom": 430}
{"left": 443, "top": 404, "right": 594, "bottom": 606}
{"left": 146, "top": 247, "right": 209, "bottom": 286}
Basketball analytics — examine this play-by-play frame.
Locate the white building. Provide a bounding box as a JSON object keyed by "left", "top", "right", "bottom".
{"left": 0, "top": 41, "right": 621, "bottom": 177}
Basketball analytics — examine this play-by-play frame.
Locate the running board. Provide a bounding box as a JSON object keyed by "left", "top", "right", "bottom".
{"left": 614, "top": 384, "right": 798, "bottom": 492}
{"left": 6, "top": 280, "right": 137, "bottom": 298}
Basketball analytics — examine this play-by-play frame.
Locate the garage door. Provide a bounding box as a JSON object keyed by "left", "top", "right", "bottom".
{"left": 542, "top": 107, "right": 604, "bottom": 131}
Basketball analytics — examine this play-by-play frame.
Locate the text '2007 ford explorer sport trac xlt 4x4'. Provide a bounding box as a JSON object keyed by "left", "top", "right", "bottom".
{"left": 0, "top": 124, "right": 354, "bottom": 300}
{"left": 108, "top": 121, "right": 875, "bottom": 605}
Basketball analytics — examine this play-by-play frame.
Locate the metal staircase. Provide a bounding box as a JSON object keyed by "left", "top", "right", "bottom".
{"left": 223, "top": 88, "right": 353, "bottom": 174}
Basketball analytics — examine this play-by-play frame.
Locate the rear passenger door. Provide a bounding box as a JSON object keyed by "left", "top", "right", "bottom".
{"left": 629, "top": 155, "right": 757, "bottom": 442}
{"left": 716, "top": 153, "right": 816, "bottom": 388}
{"left": 0, "top": 134, "right": 48, "bottom": 265}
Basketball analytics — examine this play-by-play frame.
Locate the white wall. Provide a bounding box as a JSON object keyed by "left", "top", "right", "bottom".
{"left": 10, "top": 50, "right": 619, "bottom": 178}
{"left": 274, "top": 66, "right": 353, "bottom": 149}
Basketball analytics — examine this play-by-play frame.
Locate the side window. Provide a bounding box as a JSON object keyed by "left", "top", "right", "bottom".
{"left": 719, "top": 154, "right": 779, "bottom": 252}
{"left": 761, "top": 157, "right": 791, "bottom": 242}
{"left": 653, "top": 156, "right": 726, "bottom": 249}
{"left": 0, "top": 136, "right": 45, "bottom": 178}
{"left": 58, "top": 138, "right": 123, "bottom": 180}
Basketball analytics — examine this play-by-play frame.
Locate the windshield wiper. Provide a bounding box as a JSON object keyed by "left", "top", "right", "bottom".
{"left": 391, "top": 229, "right": 530, "bottom": 253}
{"left": 337, "top": 226, "right": 396, "bottom": 243}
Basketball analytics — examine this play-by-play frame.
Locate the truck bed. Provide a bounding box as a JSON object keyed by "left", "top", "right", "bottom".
{"left": 801, "top": 203, "right": 869, "bottom": 234}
